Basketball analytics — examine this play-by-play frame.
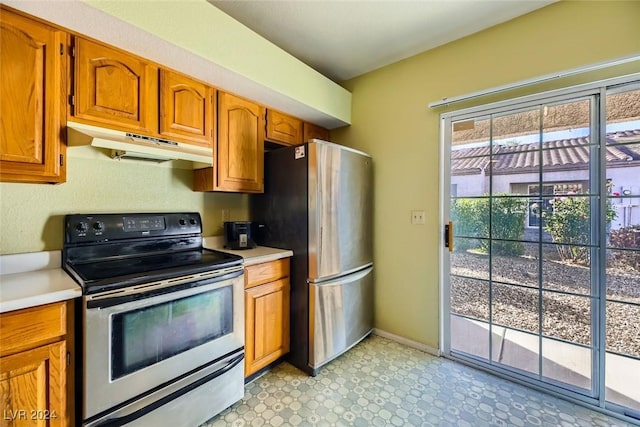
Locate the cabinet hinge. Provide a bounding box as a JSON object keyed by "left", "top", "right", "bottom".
{"left": 70, "top": 46, "right": 75, "bottom": 57}
{"left": 69, "top": 95, "right": 75, "bottom": 106}
{"left": 66, "top": 352, "right": 71, "bottom": 366}
{"left": 60, "top": 154, "right": 64, "bottom": 167}
{"left": 59, "top": 43, "right": 64, "bottom": 56}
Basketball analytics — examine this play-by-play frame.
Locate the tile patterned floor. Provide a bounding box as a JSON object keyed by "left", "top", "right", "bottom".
{"left": 201, "top": 335, "right": 634, "bottom": 427}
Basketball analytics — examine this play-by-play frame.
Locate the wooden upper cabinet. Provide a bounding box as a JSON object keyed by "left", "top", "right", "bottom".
{"left": 159, "top": 69, "right": 215, "bottom": 147}
{"left": 195, "top": 92, "right": 264, "bottom": 193}
{"left": 73, "top": 37, "right": 158, "bottom": 134}
{"left": 0, "top": 8, "right": 66, "bottom": 183}
{"left": 303, "top": 122, "right": 330, "bottom": 142}
{"left": 266, "top": 109, "right": 303, "bottom": 146}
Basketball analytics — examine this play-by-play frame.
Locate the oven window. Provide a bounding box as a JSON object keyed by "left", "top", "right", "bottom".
{"left": 111, "top": 286, "right": 233, "bottom": 380}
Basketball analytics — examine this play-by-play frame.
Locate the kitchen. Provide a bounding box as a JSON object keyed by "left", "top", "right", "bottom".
{"left": 1, "top": 1, "right": 639, "bottom": 426}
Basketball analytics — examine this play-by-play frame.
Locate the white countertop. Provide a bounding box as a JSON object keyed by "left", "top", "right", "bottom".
{"left": 0, "top": 239, "right": 292, "bottom": 314}
{"left": 203, "top": 236, "right": 293, "bottom": 266}
{"left": 0, "top": 251, "right": 82, "bottom": 314}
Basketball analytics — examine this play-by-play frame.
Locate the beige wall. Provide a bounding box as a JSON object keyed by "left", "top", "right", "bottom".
{"left": 331, "top": 1, "right": 640, "bottom": 349}
{"left": 0, "top": 148, "right": 248, "bottom": 254}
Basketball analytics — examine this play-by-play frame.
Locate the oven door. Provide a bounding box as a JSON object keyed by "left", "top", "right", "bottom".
{"left": 83, "top": 267, "right": 244, "bottom": 421}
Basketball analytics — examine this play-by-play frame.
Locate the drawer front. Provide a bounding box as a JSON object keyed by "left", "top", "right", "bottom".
{"left": 0, "top": 301, "right": 67, "bottom": 356}
{"left": 245, "top": 258, "right": 290, "bottom": 289}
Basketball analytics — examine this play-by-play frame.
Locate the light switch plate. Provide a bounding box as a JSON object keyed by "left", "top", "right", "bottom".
{"left": 411, "top": 210, "right": 425, "bottom": 225}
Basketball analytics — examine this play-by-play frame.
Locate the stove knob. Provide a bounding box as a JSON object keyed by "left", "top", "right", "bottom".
{"left": 179, "top": 219, "right": 186, "bottom": 226}
{"left": 189, "top": 218, "right": 197, "bottom": 225}
{"left": 76, "top": 222, "right": 88, "bottom": 232}
{"left": 93, "top": 221, "right": 104, "bottom": 231}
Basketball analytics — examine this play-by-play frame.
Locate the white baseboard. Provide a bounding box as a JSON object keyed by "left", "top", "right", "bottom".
{"left": 372, "top": 329, "right": 441, "bottom": 357}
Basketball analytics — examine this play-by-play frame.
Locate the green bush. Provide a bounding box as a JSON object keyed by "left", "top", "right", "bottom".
{"left": 542, "top": 197, "right": 617, "bottom": 264}
{"left": 609, "top": 225, "right": 640, "bottom": 271}
{"left": 451, "top": 195, "right": 527, "bottom": 255}
{"left": 488, "top": 197, "right": 527, "bottom": 256}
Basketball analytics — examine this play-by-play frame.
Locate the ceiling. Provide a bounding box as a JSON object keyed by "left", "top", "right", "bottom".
{"left": 208, "top": 0, "right": 556, "bottom": 83}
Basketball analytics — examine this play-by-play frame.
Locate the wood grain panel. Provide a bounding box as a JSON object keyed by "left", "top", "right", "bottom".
{"left": 245, "top": 258, "right": 290, "bottom": 289}
{"left": 73, "top": 37, "right": 158, "bottom": 134}
{"left": 0, "top": 7, "right": 66, "bottom": 183}
{"left": 159, "top": 69, "right": 214, "bottom": 147}
{"left": 0, "top": 302, "right": 66, "bottom": 357}
{"left": 244, "top": 278, "right": 290, "bottom": 376}
{"left": 266, "top": 109, "right": 302, "bottom": 146}
{"left": 0, "top": 341, "right": 66, "bottom": 427}
{"left": 303, "top": 122, "right": 330, "bottom": 142}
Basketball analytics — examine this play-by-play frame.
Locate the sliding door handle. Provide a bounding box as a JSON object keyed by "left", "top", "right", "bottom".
{"left": 445, "top": 221, "right": 454, "bottom": 252}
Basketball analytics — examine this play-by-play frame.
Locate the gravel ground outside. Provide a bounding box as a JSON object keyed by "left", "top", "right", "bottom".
{"left": 450, "top": 251, "right": 640, "bottom": 358}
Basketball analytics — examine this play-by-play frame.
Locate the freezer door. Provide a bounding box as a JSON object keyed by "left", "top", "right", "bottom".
{"left": 309, "top": 265, "right": 373, "bottom": 370}
{"left": 308, "top": 141, "right": 373, "bottom": 280}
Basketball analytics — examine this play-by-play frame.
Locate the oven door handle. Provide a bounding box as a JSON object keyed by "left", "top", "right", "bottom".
{"left": 94, "top": 352, "right": 244, "bottom": 427}
{"left": 86, "top": 269, "right": 243, "bottom": 310}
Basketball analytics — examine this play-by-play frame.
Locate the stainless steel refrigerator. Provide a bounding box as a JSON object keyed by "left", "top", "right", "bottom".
{"left": 251, "top": 139, "right": 373, "bottom": 375}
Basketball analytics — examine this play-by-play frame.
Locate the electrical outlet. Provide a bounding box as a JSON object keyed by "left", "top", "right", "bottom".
{"left": 221, "top": 209, "right": 230, "bottom": 222}
{"left": 411, "top": 210, "right": 425, "bottom": 225}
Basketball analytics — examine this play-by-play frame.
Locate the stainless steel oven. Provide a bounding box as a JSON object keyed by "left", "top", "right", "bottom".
{"left": 63, "top": 213, "right": 245, "bottom": 426}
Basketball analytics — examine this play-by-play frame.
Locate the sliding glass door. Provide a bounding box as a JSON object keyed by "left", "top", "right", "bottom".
{"left": 442, "top": 79, "right": 640, "bottom": 420}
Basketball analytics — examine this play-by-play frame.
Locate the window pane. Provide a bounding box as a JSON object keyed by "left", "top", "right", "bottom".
{"left": 451, "top": 197, "right": 489, "bottom": 238}
{"left": 542, "top": 99, "right": 592, "bottom": 145}
{"left": 451, "top": 248, "right": 489, "bottom": 281}
{"left": 541, "top": 243, "right": 591, "bottom": 296}
{"left": 491, "top": 242, "right": 538, "bottom": 288}
{"left": 451, "top": 315, "right": 490, "bottom": 360}
{"left": 450, "top": 276, "right": 489, "bottom": 321}
{"left": 606, "top": 301, "right": 640, "bottom": 358}
{"left": 491, "top": 325, "right": 540, "bottom": 375}
{"left": 542, "top": 291, "right": 591, "bottom": 346}
{"left": 491, "top": 283, "right": 539, "bottom": 334}
{"left": 542, "top": 338, "right": 591, "bottom": 391}
{"left": 490, "top": 196, "right": 529, "bottom": 242}
{"left": 452, "top": 116, "right": 490, "bottom": 148}
{"left": 492, "top": 108, "right": 541, "bottom": 153}
{"left": 606, "top": 249, "right": 640, "bottom": 304}
{"left": 451, "top": 155, "right": 490, "bottom": 197}
{"left": 541, "top": 196, "right": 595, "bottom": 247}
{"left": 605, "top": 352, "right": 640, "bottom": 411}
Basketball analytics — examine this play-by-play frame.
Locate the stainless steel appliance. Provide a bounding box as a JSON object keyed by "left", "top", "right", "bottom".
{"left": 251, "top": 140, "right": 373, "bottom": 375}
{"left": 62, "top": 213, "right": 245, "bottom": 426}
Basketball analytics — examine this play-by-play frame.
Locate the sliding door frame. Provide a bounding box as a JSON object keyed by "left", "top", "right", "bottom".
{"left": 439, "top": 72, "right": 640, "bottom": 421}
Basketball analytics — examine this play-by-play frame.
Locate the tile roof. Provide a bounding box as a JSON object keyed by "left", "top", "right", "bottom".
{"left": 452, "top": 129, "right": 640, "bottom": 175}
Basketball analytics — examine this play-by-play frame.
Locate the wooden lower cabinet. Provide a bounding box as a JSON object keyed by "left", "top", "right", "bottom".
{"left": 0, "top": 301, "right": 74, "bottom": 427}
{"left": 244, "top": 259, "right": 290, "bottom": 377}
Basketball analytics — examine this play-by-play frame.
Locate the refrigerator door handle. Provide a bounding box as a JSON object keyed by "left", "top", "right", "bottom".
{"left": 309, "top": 265, "right": 373, "bottom": 286}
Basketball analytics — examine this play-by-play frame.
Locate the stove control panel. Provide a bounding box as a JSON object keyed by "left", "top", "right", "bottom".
{"left": 65, "top": 213, "right": 202, "bottom": 243}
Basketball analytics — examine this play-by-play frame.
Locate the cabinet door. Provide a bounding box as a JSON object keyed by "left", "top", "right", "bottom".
{"left": 73, "top": 37, "right": 158, "bottom": 134}
{"left": 0, "top": 9, "right": 66, "bottom": 183}
{"left": 245, "top": 278, "right": 290, "bottom": 376}
{"left": 303, "top": 122, "right": 330, "bottom": 142}
{"left": 216, "top": 92, "right": 264, "bottom": 193}
{"left": 0, "top": 341, "right": 67, "bottom": 426}
{"left": 266, "top": 110, "right": 302, "bottom": 146}
{"left": 159, "top": 69, "right": 214, "bottom": 147}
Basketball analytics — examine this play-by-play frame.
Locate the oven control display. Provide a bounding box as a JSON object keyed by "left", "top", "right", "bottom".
{"left": 123, "top": 216, "right": 166, "bottom": 232}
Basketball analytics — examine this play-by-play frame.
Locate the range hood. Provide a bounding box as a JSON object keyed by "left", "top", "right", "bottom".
{"left": 66, "top": 122, "right": 213, "bottom": 165}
